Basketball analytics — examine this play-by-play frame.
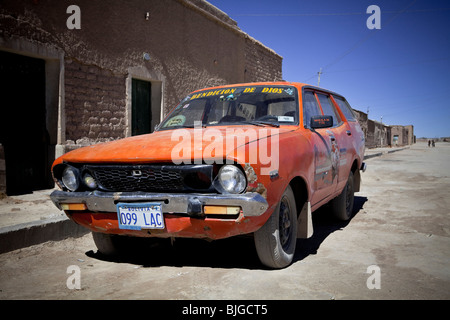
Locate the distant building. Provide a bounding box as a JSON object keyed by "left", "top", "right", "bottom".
{"left": 353, "top": 110, "right": 414, "bottom": 148}
{"left": 0, "top": 0, "right": 282, "bottom": 195}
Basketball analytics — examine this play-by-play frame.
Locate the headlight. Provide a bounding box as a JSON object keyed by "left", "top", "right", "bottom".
{"left": 82, "top": 173, "right": 97, "bottom": 189}
{"left": 62, "top": 166, "right": 80, "bottom": 192}
{"left": 214, "top": 165, "right": 246, "bottom": 194}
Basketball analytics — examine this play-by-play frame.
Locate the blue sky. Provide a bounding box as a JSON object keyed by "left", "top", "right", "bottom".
{"left": 208, "top": 0, "right": 450, "bottom": 138}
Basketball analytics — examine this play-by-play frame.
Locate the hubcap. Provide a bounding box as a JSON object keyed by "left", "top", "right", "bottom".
{"left": 279, "top": 197, "right": 292, "bottom": 250}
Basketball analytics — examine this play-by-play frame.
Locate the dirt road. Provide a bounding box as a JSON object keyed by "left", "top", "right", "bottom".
{"left": 0, "top": 141, "right": 449, "bottom": 300}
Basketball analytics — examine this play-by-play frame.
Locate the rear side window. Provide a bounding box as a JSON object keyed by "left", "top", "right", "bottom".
{"left": 316, "top": 93, "right": 341, "bottom": 126}
{"left": 333, "top": 96, "right": 356, "bottom": 122}
{"left": 302, "top": 91, "right": 322, "bottom": 128}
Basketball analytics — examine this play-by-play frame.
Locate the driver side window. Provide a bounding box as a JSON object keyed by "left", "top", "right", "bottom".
{"left": 303, "top": 91, "right": 321, "bottom": 128}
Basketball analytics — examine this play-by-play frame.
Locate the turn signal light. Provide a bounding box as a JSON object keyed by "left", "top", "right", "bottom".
{"left": 203, "top": 206, "right": 241, "bottom": 215}
{"left": 61, "top": 203, "right": 88, "bottom": 211}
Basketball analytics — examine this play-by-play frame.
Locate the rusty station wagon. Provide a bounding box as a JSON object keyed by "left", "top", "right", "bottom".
{"left": 51, "top": 82, "right": 366, "bottom": 268}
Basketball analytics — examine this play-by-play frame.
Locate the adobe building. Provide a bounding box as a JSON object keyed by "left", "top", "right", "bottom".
{"left": 353, "top": 110, "right": 414, "bottom": 148}
{"left": 390, "top": 125, "right": 415, "bottom": 146}
{"left": 0, "top": 0, "right": 282, "bottom": 195}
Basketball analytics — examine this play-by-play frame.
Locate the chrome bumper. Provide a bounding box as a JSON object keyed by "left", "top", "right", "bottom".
{"left": 361, "top": 162, "right": 367, "bottom": 172}
{"left": 50, "top": 190, "right": 269, "bottom": 217}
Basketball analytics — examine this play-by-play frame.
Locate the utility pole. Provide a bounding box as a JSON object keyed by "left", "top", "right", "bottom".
{"left": 380, "top": 116, "right": 383, "bottom": 147}
{"left": 317, "top": 68, "right": 323, "bottom": 86}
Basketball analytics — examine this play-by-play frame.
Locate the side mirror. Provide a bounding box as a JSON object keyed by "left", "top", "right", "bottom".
{"left": 310, "top": 115, "right": 333, "bottom": 129}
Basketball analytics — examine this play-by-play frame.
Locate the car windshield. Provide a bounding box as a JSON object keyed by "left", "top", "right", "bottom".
{"left": 157, "top": 85, "right": 299, "bottom": 130}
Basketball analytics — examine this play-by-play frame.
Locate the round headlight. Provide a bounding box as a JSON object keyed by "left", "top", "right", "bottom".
{"left": 62, "top": 166, "right": 80, "bottom": 192}
{"left": 83, "top": 173, "right": 97, "bottom": 189}
{"left": 214, "top": 165, "right": 246, "bottom": 194}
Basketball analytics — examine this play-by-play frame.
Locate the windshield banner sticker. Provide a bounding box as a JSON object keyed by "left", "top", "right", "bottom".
{"left": 190, "top": 86, "right": 291, "bottom": 100}
{"left": 190, "top": 88, "right": 237, "bottom": 100}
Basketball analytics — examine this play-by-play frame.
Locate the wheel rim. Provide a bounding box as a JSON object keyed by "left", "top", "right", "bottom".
{"left": 279, "top": 196, "right": 292, "bottom": 250}
{"left": 345, "top": 181, "right": 353, "bottom": 214}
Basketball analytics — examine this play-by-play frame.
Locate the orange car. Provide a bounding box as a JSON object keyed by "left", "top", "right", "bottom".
{"left": 51, "top": 82, "right": 366, "bottom": 268}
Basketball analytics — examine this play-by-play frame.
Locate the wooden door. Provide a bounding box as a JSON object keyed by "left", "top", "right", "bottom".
{"left": 132, "top": 79, "right": 152, "bottom": 136}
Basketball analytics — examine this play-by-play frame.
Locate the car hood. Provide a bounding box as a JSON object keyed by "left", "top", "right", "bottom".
{"left": 57, "top": 126, "right": 296, "bottom": 165}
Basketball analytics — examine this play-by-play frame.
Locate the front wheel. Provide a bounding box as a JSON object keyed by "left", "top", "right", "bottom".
{"left": 92, "top": 232, "right": 126, "bottom": 256}
{"left": 254, "top": 185, "right": 297, "bottom": 269}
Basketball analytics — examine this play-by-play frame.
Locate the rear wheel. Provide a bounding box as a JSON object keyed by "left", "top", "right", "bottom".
{"left": 254, "top": 185, "right": 297, "bottom": 269}
{"left": 330, "top": 171, "right": 355, "bottom": 221}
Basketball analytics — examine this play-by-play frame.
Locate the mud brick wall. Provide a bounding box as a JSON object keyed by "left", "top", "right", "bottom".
{"left": 64, "top": 59, "right": 126, "bottom": 147}
{"left": 1, "top": 0, "right": 283, "bottom": 150}
{"left": 354, "top": 109, "right": 388, "bottom": 148}
{"left": 244, "top": 38, "right": 283, "bottom": 82}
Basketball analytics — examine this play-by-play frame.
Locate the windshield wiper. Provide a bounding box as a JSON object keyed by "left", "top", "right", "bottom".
{"left": 242, "top": 120, "right": 280, "bottom": 128}
{"left": 178, "top": 124, "right": 207, "bottom": 128}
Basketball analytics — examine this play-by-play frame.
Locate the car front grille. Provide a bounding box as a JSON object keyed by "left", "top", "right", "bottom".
{"left": 85, "top": 164, "right": 214, "bottom": 193}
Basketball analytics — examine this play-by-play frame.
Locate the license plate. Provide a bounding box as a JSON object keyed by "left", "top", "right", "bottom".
{"left": 116, "top": 203, "right": 164, "bottom": 230}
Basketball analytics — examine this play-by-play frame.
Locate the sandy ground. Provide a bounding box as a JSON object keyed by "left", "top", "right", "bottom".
{"left": 0, "top": 188, "right": 65, "bottom": 228}
{"left": 0, "top": 141, "right": 449, "bottom": 300}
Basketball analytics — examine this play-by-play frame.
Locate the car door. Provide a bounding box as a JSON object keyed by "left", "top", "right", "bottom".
{"left": 332, "top": 95, "right": 365, "bottom": 164}
{"left": 302, "top": 90, "right": 338, "bottom": 204}
{"left": 315, "top": 92, "right": 351, "bottom": 192}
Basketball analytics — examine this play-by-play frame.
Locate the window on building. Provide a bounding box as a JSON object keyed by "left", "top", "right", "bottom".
{"left": 393, "top": 135, "right": 399, "bottom": 145}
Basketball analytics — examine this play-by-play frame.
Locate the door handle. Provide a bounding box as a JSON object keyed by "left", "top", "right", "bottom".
{"left": 346, "top": 130, "right": 352, "bottom": 136}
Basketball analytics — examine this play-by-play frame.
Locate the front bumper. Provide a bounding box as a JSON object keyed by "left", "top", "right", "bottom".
{"left": 361, "top": 162, "right": 367, "bottom": 172}
{"left": 50, "top": 190, "right": 270, "bottom": 240}
{"left": 50, "top": 190, "right": 268, "bottom": 217}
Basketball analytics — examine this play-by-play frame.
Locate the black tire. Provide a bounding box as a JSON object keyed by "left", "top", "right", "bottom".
{"left": 254, "top": 185, "right": 297, "bottom": 269}
{"left": 330, "top": 171, "right": 355, "bottom": 221}
{"left": 92, "top": 232, "right": 126, "bottom": 256}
